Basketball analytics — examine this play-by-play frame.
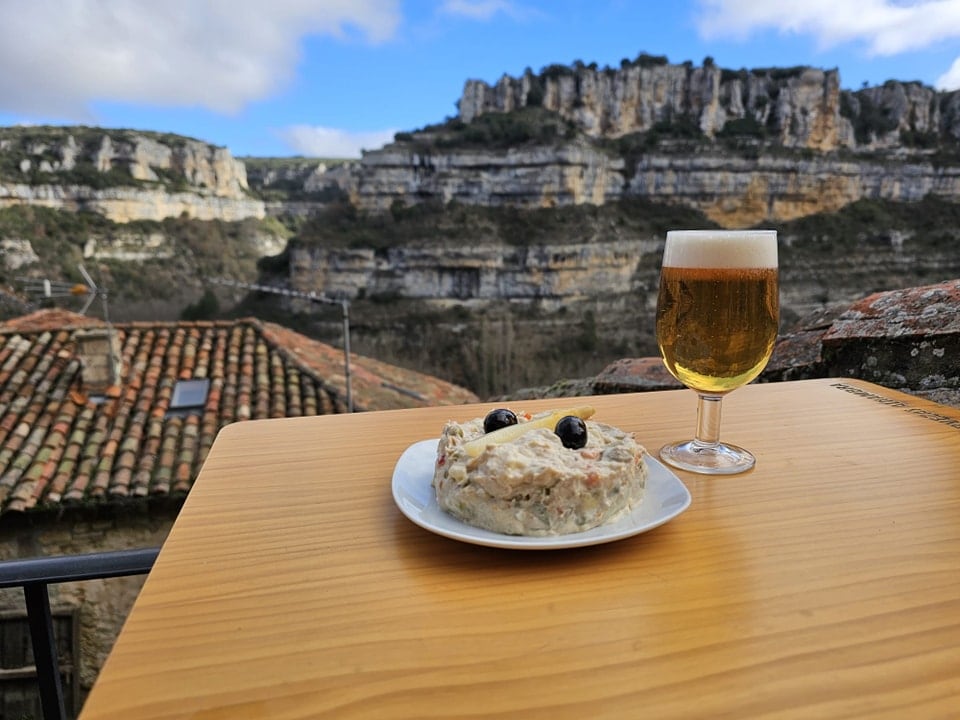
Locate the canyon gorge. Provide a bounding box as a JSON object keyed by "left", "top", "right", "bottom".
{"left": 1, "top": 55, "right": 959, "bottom": 396}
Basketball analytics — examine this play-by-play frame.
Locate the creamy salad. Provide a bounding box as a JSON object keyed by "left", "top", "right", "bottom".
{"left": 432, "top": 411, "right": 647, "bottom": 536}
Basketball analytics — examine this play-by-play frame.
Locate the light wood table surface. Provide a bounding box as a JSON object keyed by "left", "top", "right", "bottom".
{"left": 79, "top": 378, "right": 960, "bottom": 719}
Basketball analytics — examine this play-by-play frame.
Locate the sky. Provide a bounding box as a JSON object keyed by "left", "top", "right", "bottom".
{"left": 1, "top": 0, "right": 959, "bottom": 159}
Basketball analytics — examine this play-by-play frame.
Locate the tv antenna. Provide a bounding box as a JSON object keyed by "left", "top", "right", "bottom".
{"left": 76, "top": 263, "right": 110, "bottom": 320}
{"left": 20, "top": 264, "right": 121, "bottom": 396}
{"left": 19, "top": 263, "right": 111, "bottom": 319}
{"left": 208, "top": 278, "right": 353, "bottom": 413}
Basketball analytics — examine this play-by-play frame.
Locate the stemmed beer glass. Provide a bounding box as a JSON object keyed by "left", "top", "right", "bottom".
{"left": 655, "top": 230, "right": 779, "bottom": 474}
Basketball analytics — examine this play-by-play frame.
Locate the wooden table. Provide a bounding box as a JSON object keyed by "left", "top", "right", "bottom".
{"left": 79, "top": 378, "right": 960, "bottom": 719}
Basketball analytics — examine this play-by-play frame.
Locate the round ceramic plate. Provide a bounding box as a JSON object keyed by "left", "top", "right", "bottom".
{"left": 391, "top": 439, "right": 692, "bottom": 549}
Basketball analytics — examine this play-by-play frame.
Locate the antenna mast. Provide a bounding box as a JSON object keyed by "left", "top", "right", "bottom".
{"left": 19, "top": 264, "right": 122, "bottom": 395}
{"left": 209, "top": 279, "right": 353, "bottom": 413}
{"left": 76, "top": 263, "right": 110, "bottom": 322}
{"left": 19, "top": 262, "right": 111, "bottom": 320}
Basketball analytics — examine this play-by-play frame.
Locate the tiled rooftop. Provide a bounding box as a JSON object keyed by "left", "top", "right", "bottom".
{"left": 0, "top": 310, "right": 478, "bottom": 514}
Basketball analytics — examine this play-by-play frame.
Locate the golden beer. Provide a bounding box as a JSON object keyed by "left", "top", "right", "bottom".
{"left": 655, "top": 229, "right": 778, "bottom": 474}
{"left": 656, "top": 265, "right": 779, "bottom": 394}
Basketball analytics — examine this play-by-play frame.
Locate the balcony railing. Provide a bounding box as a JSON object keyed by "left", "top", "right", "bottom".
{"left": 0, "top": 548, "right": 160, "bottom": 720}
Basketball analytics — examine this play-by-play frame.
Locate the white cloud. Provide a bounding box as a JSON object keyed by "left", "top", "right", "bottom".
{"left": 696, "top": 0, "right": 960, "bottom": 89}
{"left": 0, "top": 0, "right": 401, "bottom": 118}
{"left": 439, "top": 0, "right": 529, "bottom": 21}
{"left": 279, "top": 125, "right": 398, "bottom": 158}
{"left": 696, "top": 0, "right": 960, "bottom": 52}
{"left": 937, "top": 56, "right": 960, "bottom": 90}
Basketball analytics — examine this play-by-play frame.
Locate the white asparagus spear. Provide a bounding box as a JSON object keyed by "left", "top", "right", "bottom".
{"left": 463, "top": 406, "right": 596, "bottom": 458}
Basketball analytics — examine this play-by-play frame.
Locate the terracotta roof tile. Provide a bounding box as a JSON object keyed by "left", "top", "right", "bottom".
{"left": 0, "top": 312, "right": 479, "bottom": 515}
{"left": 1, "top": 309, "right": 102, "bottom": 333}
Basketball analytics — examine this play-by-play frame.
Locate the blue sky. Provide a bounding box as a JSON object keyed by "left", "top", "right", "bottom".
{"left": 1, "top": 0, "right": 959, "bottom": 158}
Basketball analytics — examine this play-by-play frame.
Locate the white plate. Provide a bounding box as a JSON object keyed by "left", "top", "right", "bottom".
{"left": 391, "top": 439, "right": 692, "bottom": 550}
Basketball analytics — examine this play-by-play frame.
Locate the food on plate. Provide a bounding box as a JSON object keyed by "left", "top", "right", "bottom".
{"left": 432, "top": 406, "right": 647, "bottom": 536}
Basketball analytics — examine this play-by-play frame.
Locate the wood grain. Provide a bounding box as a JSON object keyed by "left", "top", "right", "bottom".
{"left": 79, "top": 379, "right": 960, "bottom": 719}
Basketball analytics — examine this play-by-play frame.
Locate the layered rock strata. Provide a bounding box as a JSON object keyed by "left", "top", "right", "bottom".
{"left": 289, "top": 236, "right": 657, "bottom": 310}
{"left": 351, "top": 142, "right": 624, "bottom": 212}
{"left": 0, "top": 183, "right": 265, "bottom": 222}
{"left": 335, "top": 59, "right": 960, "bottom": 225}
{"left": 347, "top": 146, "right": 960, "bottom": 227}
{"left": 459, "top": 61, "right": 960, "bottom": 151}
{"left": 0, "top": 129, "right": 265, "bottom": 222}
{"left": 289, "top": 224, "right": 960, "bottom": 316}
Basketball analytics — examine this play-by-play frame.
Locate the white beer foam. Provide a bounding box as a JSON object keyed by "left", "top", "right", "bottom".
{"left": 663, "top": 230, "right": 778, "bottom": 268}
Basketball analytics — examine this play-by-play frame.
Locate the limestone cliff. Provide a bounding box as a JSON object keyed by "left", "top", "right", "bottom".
{"left": 324, "top": 57, "right": 960, "bottom": 227}
{"left": 289, "top": 236, "right": 658, "bottom": 310}
{"left": 344, "top": 143, "right": 960, "bottom": 228}
{"left": 352, "top": 141, "right": 625, "bottom": 212}
{"left": 285, "top": 194, "right": 960, "bottom": 396}
{"left": 457, "top": 57, "right": 960, "bottom": 151}
{"left": 290, "top": 199, "right": 960, "bottom": 315}
{"left": 0, "top": 127, "right": 265, "bottom": 222}
{"left": 627, "top": 152, "right": 960, "bottom": 227}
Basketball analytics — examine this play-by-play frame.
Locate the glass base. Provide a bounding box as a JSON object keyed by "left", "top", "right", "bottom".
{"left": 659, "top": 440, "right": 756, "bottom": 475}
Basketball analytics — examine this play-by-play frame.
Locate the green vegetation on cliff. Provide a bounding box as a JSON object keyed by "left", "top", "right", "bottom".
{"left": 395, "top": 106, "right": 579, "bottom": 151}
{"left": 0, "top": 205, "right": 277, "bottom": 318}
{"left": 776, "top": 195, "right": 960, "bottom": 246}
{"left": 0, "top": 125, "right": 230, "bottom": 192}
{"left": 292, "top": 196, "right": 717, "bottom": 252}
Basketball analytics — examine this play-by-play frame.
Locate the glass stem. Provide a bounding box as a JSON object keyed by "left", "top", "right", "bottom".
{"left": 695, "top": 394, "right": 723, "bottom": 448}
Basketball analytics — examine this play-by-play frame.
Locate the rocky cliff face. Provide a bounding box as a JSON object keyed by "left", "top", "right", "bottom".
{"left": 290, "top": 216, "right": 960, "bottom": 316}
{"left": 351, "top": 142, "right": 625, "bottom": 212}
{"left": 286, "top": 193, "right": 960, "bottom": 396}
{"left": 330, "top": 58, "right": 960, "bottom": 226}
{"left": 458, "top": 59, "right": 960, "bottom": 151}
{"left": 345, "top": 144, "right": 960, "bottom": 228}
{"left": 2, "top": 60, "right": 960, "bottom": 399}
{"left": 289, "top": 236, "right": 658, "bottom": 310}
{"left": 0, "top": 128, "right": 265, "bottom": 222}
{"left": 0, "top": 183, "right": 265, "bottom": 223}
{"left": 628, "top": 152, "right": 960, "bottom": 227}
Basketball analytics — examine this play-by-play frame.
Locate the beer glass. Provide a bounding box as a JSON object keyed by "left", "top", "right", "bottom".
{"left": 655, "top": 230, "right": 779, "bottom": 474}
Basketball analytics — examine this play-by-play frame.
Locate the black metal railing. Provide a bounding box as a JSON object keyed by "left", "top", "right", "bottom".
{"left": 0, "top": 548, "right": 160, "bottom": 720}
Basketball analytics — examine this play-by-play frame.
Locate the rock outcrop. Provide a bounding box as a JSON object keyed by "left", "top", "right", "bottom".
{"left": 0, "top": 128, "right": 265, "bottom": 223}
{"left": 286, "top": 201, "right": 960, "bottom": 400}
{"left": 289, "top": 235, "right": 657, "bottom": 310}
{"left": 0, "top": 183, "right": 265, "bottom": 223}
{"left": 4, "top": 58, "right": 960, "bottom": 230}
{"left": 289, "top": 200, "right": 960, "bottom": 319}
{"left": 344, "top": 144, "right": 960, "bottom": 228}
{"left": 458, "top": 59, "right": 960, "bottom": 151}
{"left": 322, "top": 58, "right": 960, "bottom": 227}
{"left": 351, "top": 142, "right": 625, "bottom": 213}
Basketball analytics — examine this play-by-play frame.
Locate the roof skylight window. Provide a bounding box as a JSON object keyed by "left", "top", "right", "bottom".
{"left": 167, "top": 378, "right": 211, "bottom": 416}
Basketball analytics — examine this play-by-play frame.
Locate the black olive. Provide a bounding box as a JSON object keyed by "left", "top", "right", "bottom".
{"left": 483, "top": 408, "right": 518, "bottom": 433}
{"left": 555, "top": 415, "right": 587, "bottom": 449}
